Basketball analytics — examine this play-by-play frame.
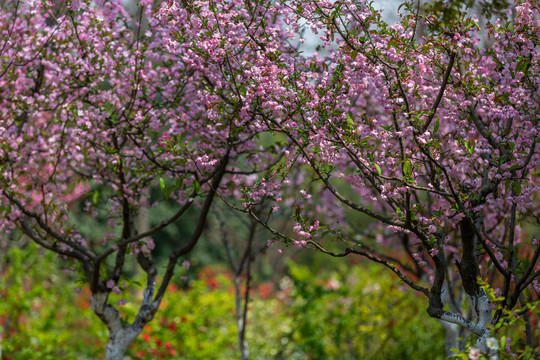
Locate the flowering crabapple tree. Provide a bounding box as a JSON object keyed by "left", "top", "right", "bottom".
{"left": 0, "top": 0, "right": 290, "bottom": 358}
{"left": 219, "top": 0, "right": 539, "bottom": 357}
{"left": 1, "top": 0, "right": 538, "bottom": 358}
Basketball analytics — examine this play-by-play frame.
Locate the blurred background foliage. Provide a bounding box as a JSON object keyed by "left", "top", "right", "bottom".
{"left": 0, "top": 240, "right": 447, "bottom": 359}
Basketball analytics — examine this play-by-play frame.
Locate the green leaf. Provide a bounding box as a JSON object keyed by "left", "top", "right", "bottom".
{"left": 346, "top": 116, "right": 355, "bottom": 130}
{"left": 374, "top": 163, "right": 382, "bottom": 176}
{"left": 433, "top": 115, "right": 440, "bottom": 134}
{"left": 92, "top": 191, "right": 99, "bottom": 205}
{"left": 239, "top": 85, "right": 247, "bottom": 97}
{"left": 159, "top": 177, "right": 166, "bottom": 191}
{"left": 516, "top": 59, "right": 529, "bottom": 72}
{"left": 193, "top": 179, "right": 200, "bottom": 193}
{"left": 351, "top": 50, "right": 358, "bottom": 60}
{"left": 403, "top": 160, "right": 412, "bottom": 178}
{"left": 465, "top": 139, "right": 475, "bottom": 155}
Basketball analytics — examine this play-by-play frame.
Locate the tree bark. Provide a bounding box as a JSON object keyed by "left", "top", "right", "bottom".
{"left": 104, "top": 329, "right": 140, "bottom": 360}
{"left": 456, "top": 218, "right": 498, "bottom": 359}
{"left": 426, "top": 219, "right": 499, "bottom": 359}
{"left": 91, "top": 291, "right": 154, "bottom": 360}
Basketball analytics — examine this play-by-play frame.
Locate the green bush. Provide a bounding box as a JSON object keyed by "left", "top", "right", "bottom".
{"left": 127, "top": 267, "right": 239, "bottom": 359}
{"left": 267, "top": 261, "right": 446, "bottom": 360}
{"left": 1, "top": 243, "right": 451, "bottom": 359}
{"left": 0, "top": 243, "right": 103, "bottom": 360}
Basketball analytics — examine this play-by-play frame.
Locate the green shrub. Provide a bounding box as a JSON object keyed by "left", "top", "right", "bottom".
{"left": 0, "top": 243, "right": 103, "bottom": 360}
{"left": 0, "top": 243, "right": 453, "bottom": 359}
{"left": 266, "top": 261, "right": 446, "bottom": 360}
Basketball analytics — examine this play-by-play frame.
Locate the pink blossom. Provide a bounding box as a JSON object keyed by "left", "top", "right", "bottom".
{"left": 106, "top": 280, "right": 116, "bottom": 290}
{"left": 506, "top": 338, "right": 517, "bottom": 357}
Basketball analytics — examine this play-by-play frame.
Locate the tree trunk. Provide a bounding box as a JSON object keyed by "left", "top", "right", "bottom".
{"left": 235, "top": 276, "right": 249, "bottom": 360}
{"left": 428, "top": 220, "right": 499, "bottom": 359}
{"left": 104, "top": 328, "right": 140, "bottom": 360}
{"left": 457, "top": 219, "right": 498, "bottom": 358}
{"left": 91, "top": 292, "right": 145, "bottom": 360}
{"left": 468, "top": 291, "right": 498, "bottom": 359}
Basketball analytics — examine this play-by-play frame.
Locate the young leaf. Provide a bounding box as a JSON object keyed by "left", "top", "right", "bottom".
{"left": 433, "top": 115, "right": 440, "bottom": 134}
{"left": 374, "top": 163, "right": 382, "bottom": 176}
{"left": 159, "top": 177, "right": 166, "bottom": 191}
{"left": 346, "top": 116, "right": 355, "bottom": 131}
{"left": 403, "top": 160, "right": 412, "bottom": 178}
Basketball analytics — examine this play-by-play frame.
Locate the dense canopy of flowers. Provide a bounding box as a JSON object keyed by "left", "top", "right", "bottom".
{"left": 0, "top": 0, "right": 537, "bottom": 358}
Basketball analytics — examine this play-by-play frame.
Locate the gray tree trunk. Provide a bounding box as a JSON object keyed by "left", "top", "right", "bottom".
{"left": 104, "top": 327, "right": 142, "bottom": 360}
{"left": 437, "top": 290, "right": 498, "bottom": 359}
{"left": 91, "top": 283, "right": 159, "bottom": 360}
